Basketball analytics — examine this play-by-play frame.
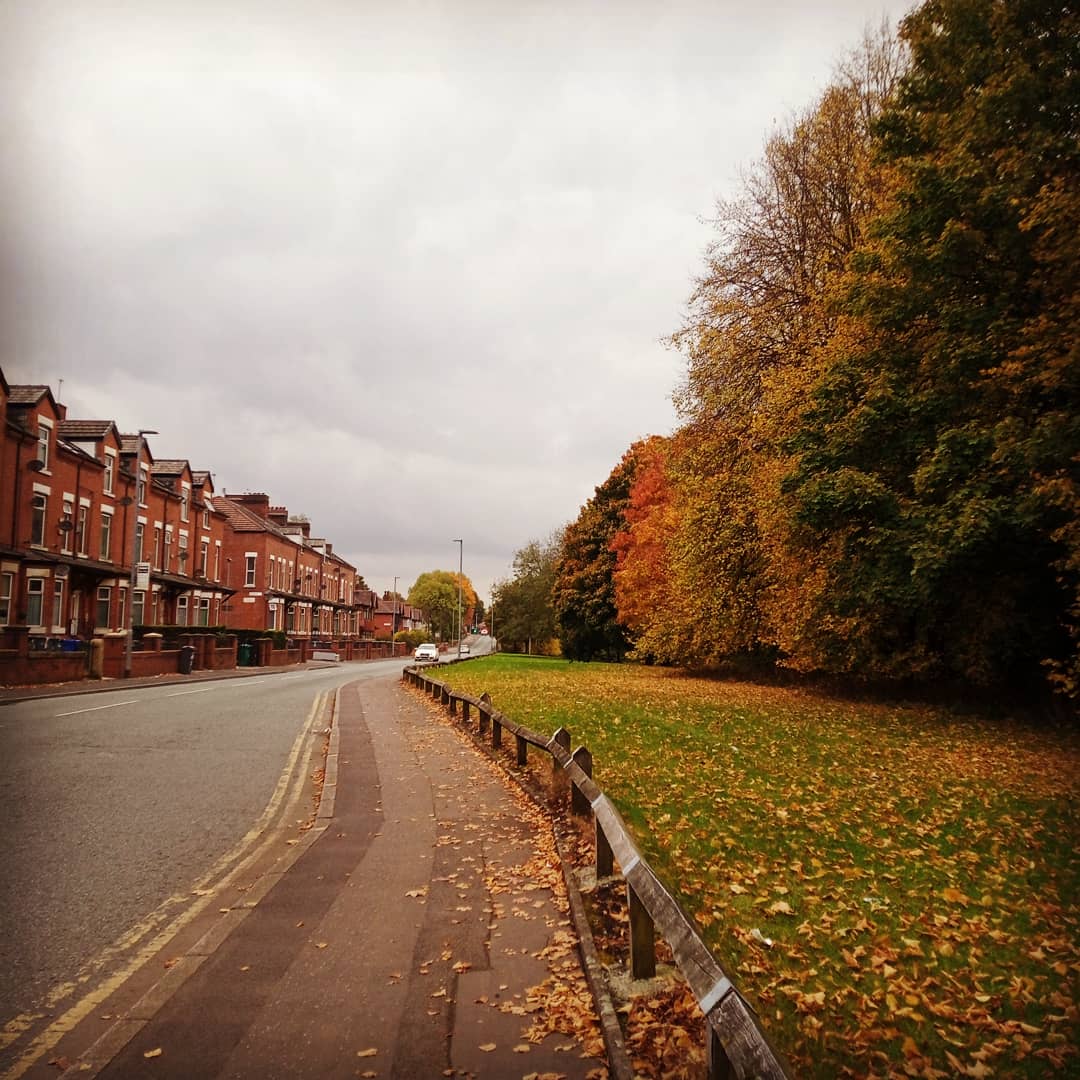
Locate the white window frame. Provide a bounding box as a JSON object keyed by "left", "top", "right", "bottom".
{"left": 95, "top": 586, "right": 111, "bottom": 629}
{"left": 0, "top": 572, "right": 13, "bottom": 625}
{"left": 30, "top": 492, "right": 47, "bottom": 547}
{"left": 61, "top": 497, "right": 74, "bottom": 554}
{"left": 36, "top": 417, "right": 52, "bottom": 471}
{"left": 180, "top": 482, "right": 191, "bottom": 523}
{"left": 104, "top": 449, "right": 117, "bottom": 495}
{"left": 77, "top": 503, "right": 90, "bottom": 557}
{"left": 52, "top": 578, "right": 65, "bottom": 632}
{"left": 245, "top": 554, "right": 257, "bottom": 588}
{"left": 100, "top": 509, "right": 113, "bottom": 562}
{"left": 27, "top": 578, "right": 46, "bottom": 627}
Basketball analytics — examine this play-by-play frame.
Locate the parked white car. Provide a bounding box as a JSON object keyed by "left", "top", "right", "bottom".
{"left": 413, "top": 643, "right": 439, "bottom": 662}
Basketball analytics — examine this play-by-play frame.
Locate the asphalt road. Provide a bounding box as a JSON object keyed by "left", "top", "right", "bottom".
{"left": 0, "top": 659, "right": 406, "bottom": 1032}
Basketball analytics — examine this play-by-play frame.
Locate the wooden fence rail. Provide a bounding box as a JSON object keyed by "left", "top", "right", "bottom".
{"left": 403, "top": 662, "right": 793, "bottom": 1080}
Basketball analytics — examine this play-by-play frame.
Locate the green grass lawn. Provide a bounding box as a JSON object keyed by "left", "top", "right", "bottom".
{"left": 434, "top": 655, "right": 1080, "bottom": 1078}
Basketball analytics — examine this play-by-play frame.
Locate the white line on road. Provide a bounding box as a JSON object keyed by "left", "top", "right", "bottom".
{"left": 54, "top": 700, "right": 139, "bottom": 718}
{"left": 165, "top": 687, "right": 216, "bottom": 697}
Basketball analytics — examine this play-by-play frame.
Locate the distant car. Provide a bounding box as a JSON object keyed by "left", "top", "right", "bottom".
{"left": 458, "top": 643, "right": 470, "bottom": 655}
{"left": 414, "top": 643, "right": 439, "bottom": 662}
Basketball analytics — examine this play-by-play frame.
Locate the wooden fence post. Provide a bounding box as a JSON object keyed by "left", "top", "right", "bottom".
{"left": 479, "top": 692, "right": 490, "bottom": 735}
{"left": 551, "top": 727, "right": 570, "bottom": 775}
{"left": 570, "top": 745, "right": 593, "bottom": 817}
{"left": 515, "top": 732, "right": 528, "bottom": 766}
{"left": 441, "top": 685, "right": 450, "bottom": 708}
{"left": 628, "top": 881, "right": 657, "bottom": 980}
{"left": 449, "top": 693, "right": 458, "bottom": 717}
{"left": 492, "top": 714, "right": 502, "bottom": 749}
{"left": 461, "top": 699, "right": 470, "bottom": 725}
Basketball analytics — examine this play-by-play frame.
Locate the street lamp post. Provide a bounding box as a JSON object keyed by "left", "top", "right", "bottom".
{"left": 392, "top": 575, "right": 398, "bottom": 655}
{"left": 453, "top": 539, "right": 463, "bottom": 658}
{"left": 124, "top": 429, "right": 157, "bottom": 678}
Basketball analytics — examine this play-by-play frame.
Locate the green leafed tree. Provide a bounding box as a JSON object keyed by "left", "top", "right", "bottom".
{"left": 490, "top": 533, "right": 562, "bottom": 653}
{"left": 408, "top": 570, "right": 477, "bottom": 643}
{"left": 777, "top": 0, "right": 1079, "bottom": 690}
{"left": 553, "top": 445, "right": 641, "bottom": 662}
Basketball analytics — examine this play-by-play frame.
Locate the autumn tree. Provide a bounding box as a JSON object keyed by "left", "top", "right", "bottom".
{"left": 408, "top": 570, "right": 477, "bottom": 643}
{"left": 491, "top": 533, "right": 561, "bottom": 654}
{"left": 776, "top": 0, "right": 1079, "bottom": 690}
{"left": 553, "top": 445, "right": 641, "bottom": 662}
{"left": 665, "top": 25, "right": 907, "bottom": 668}
{"left": 611, "top": 436, "right": 678, "bottom": 659}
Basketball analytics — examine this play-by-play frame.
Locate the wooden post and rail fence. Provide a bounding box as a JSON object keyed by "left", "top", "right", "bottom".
{"left": 403, "top": 661, "right": 792, "bottom": 1080}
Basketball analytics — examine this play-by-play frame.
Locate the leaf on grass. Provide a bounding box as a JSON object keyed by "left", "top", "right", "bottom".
{"left": 478, "top": 1042, "right": 496, "bottom": 1052}
{"left": 356, "top": 1048, "right": 378, "bottom": 1058}
{"left": 143, "top": 1048, "right": 163, "bottom": 1059}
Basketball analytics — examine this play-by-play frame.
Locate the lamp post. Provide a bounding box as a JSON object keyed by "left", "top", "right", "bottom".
{"left": 392, "top": 575, "right": 398, "bottom": 655}
{"left": 453, "top": 539, "right": 463, "bottom": 658}
{"left": 124, "top": 429, "right": 157, "bottom": 677}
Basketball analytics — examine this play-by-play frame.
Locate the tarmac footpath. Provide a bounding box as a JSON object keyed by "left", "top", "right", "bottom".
{"left": 46, "top": 673, "right": 609, "bottom": 1080}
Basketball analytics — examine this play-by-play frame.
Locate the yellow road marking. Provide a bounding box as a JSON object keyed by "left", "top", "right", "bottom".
{"left": 1, "top": 692, "right": 330, "bottom": 1078}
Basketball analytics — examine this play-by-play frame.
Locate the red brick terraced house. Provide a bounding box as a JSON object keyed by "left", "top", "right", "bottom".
{"left": 217, "top": 494, "right": 364, "bottom": 642}
{"left": 1, "top": 370, "right": 415, "bottom": 661}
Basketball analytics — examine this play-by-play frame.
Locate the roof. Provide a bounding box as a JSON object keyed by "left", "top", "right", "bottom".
{"left": 152, "top": 459, "right": 191, "bottom": 477}
{"left": 217, "top": 497, "right": 297, "bottom": 539}
{"left": 58, "top": 419, "right": 118, "bottom": 440}
{"left": 119, "top": 435, "right": 155, "bottom": 462}
{"left": 7, "top": 384, "right": 52, "bottom": 406}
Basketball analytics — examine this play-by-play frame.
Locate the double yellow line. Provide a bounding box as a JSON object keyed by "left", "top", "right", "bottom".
{"left": 1, "top": 690, "right": 333, "bottom": 1080}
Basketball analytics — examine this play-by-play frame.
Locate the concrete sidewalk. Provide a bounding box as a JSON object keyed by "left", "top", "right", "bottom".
{"left": 28, "top": 673, "right": 609, "bottom": 1079}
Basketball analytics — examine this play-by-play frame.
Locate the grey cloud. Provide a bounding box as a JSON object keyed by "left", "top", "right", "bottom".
{"left": 2, "top": 0, "right": 913, "bottom": 597}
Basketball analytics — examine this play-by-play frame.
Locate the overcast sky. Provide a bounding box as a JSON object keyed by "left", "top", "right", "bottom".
{"left": 1, "top": 0, "right": 911, "bottom": 603}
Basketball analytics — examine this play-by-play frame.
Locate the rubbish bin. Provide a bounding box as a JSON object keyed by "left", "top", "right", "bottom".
{"left": 178, "top": 645, "right": 196, "bottom": 674}
{"left": 237, "top": 643, "right": 254, "bottom": 667}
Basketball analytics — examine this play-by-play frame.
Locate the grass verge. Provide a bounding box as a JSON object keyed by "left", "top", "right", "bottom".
{"left": 434, "top": 655, "right": 1079, "bottom": 1078}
